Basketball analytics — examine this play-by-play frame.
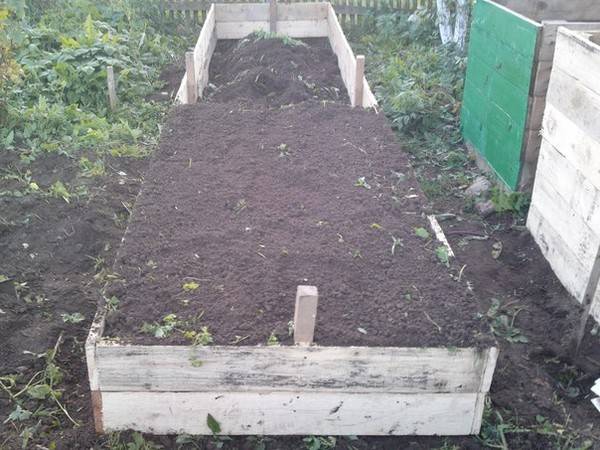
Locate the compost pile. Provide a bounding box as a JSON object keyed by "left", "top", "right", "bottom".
{"left": 105, "top": 36, "right": 493, "bottom": 348}
{"left": 206, "top": 35, "right": 348, "bottom": 106}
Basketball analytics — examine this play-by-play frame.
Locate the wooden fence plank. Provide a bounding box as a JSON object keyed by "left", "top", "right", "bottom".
{"left": 95, "top": 345, "right": 495, "bottom": 393}
{"left": 164, "top": 0, "right": 428, "bottom": 16}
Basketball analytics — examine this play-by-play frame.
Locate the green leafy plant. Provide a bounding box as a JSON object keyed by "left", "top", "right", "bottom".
{"left": 267, "top": 331, "right": 279, "bottom": 346}
{"left": 490, "top": 187, "right": 530, "bottom": 216}
{"left": 303, "top": 436, "right": 337, "bottom": 450}
{"left": 354, "top": 176, "right": 371, "bottom": 189}
{"left": 48, "top": 180, "right": 71, "bottom": 203}
{"left": 182, "top": 281, "right": 199, "bottom": 292}
{"left": 435, "top": 246, "right": 449, "bottom": 267}
{"left": 60, "top": 312, "right": 85, "bottom": 324}
{"left": 141, "top": 313, "right": 179, "bottom": 338}
{"left": 414, "top": 227, "right": 430, "bottom": 239}
{"left": 485, "top": 298, "right": 528, "bottom": 344}
{"left": 206, "top": 413, "right": 221, "bottom": 434}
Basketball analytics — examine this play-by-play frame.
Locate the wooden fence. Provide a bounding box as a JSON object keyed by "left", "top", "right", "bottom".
{"left": 161, "top": 0, "right": 434, "bottom": 25}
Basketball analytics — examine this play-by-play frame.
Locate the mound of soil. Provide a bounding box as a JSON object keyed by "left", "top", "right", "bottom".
{"left": 206, "top": 36, "right": 348, "bottom": 107}
{"left": 105, "top": 101, "right": 492, "bottom": 348}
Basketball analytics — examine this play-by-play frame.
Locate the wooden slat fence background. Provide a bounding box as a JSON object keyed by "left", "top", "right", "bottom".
{"left": 161, "top": 0, "right": 434, "bottom": 25}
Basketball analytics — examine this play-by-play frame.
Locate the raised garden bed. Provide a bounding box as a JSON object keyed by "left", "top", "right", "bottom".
{"left": 86, "top": 2, "right": 498, "bottom": 436}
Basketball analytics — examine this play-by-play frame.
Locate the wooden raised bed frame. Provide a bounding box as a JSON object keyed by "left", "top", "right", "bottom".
{"left": 86, "top": 2, "right": 498, "bottom": 436}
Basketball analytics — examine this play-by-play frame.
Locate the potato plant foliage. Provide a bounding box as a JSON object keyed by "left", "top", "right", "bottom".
{"left": 0, "top": 0, "right": 192, "bottom": 161}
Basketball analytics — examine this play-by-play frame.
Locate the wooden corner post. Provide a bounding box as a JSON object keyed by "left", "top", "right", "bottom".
{"left": 269, "top": 0, "right": 278, "bottom": 33}
{"left": 106, "top": 66, "right": 117, "bottom": 111}
{"left": 185, "top": 51, "right": 198, "bottom": 104}
{"left": 354, "top": 55, "right": 365, "bottom": 108}
{"left": 293, "top": 285, "right": 318, "bottom": 345}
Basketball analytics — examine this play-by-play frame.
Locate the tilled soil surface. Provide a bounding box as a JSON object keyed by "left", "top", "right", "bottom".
{"left": 105, "top": 37, "right": 491, "bottom": 347}
{"left": 206, "top": 37, "right": 348, "bottom": 107}
{"left": 105, "top": 101, "right": 492, "bottom": 347}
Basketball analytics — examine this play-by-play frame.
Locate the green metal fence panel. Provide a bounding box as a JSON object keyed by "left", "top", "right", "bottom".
{"left": 461, "top": 0, "right": 540, "bottom": 190}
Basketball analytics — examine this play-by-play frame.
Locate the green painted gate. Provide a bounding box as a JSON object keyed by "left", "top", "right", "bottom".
{"left": 461, "top": 0, "right": 540, "bottom": 190}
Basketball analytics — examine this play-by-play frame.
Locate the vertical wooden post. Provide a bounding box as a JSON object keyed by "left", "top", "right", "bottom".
{"left": 573, "top": 245, "right": 600, "bottom": 354}
{"left": 106, "top": 66, "right": 117, "bottom": 111}
{"left": 185, "top": 51, "right": 198, "bottom": 104}
{"left": 293, "top": 286, "right": 318, "bottom": 345}
{"left": 269, "top": 0, "right": 277, "bottom": 33}
{"left": 354, "top": 55, "right": 365, "bottom": 108}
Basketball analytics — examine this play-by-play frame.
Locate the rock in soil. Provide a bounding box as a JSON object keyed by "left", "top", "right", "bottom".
{"left": 465, "top": 175, "right": 491, "bottom": 197}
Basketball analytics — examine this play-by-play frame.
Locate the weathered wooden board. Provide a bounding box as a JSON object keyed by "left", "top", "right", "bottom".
{"left": 542, "top": 104, "right": 600, "bottom": 190}
{"left": 215, "top": 3, "right": 328, "bottom": 22}
{"left": 552, "top": 28, "right": 600, "bottom": 96}
{"left": 215, "top": 20, "right": 329, "bottom": 39}
{"left": 537, "top": 21, "right": 600, "bottom": 63}
{"left": 326, "top": 3, "right": 376, "bottom": 107}
{"left": 101, "top": 391, "right": 485, "bottom": 435}
{"left": 95, "top": 345, "right": 497, "bottom": 393}
{"left": 528, "top": 29, "right": 600, "bottom": 323}
{"left": 176, "top": 3, "right": 216, "bottom": 103}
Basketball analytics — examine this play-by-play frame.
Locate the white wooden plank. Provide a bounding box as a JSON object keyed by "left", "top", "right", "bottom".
{"left": 95, "top": 345, "right": 494, "bottom": 393}
{"left": 530, "top": 169, "right": 600, "bottom": 273}
{"left": 277, "top": 19, "right": 329, "bottom": 38}
{"left": 176, "top": 4, "right": 216, "bottom": 103}
{"left": 542, "top": 104, "right": 600, "bottom": 190}
{"left": 327, "top": 4, "right": 356, "bottom": 105}
{"left": 537, "top": 21, "right": 600, "bottom": 63}
{"left": 527, "top": 204, "right": 592, "bottom": 300}
{"left": 552, "top": 28, "right": 600, "bottom": 96}
{"left": 85, "top": 309, "right": 107, "bottom": 391}
{"left": 216, "top": 21, "right": 269, "bottom": 39}
{"left": 101, "top": 391, "right": 480, "bottom": 435}
{"left": 536, "top": 140, "right": 600, "bottom": 234}
{"left": 277, "top": 2, "right": 328, "bottom": 21}
{"left": 427, "top": 215, "right": 455, "bottom": 258}
{"left": 293, "top": 285, "right": 318, "bottom": 345}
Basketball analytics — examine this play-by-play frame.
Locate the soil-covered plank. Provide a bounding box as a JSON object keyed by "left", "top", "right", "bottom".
{"left": 104, "top": 36, "right": 492, "bottom": 347}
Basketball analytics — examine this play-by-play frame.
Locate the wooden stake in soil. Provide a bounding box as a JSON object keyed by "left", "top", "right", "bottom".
{"left": 294, "top": 285, "right": 318, "bottom": 345}
{"left": 269, "top": 0, "right": 277, "bottom": 33}
{"left": 106, "top": 66, "right": 117, "bottom": 111}
{"left": 354, "top": 55, "right": 365, "bottom": 108}
{"left": 185, "top": 51, "right": 198, "bottom": 104}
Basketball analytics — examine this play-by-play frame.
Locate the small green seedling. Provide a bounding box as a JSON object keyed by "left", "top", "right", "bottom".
{"left": 105, "top": 296, "right": 120, "bottom": 312}
{"left": 49, "top": 180, "right": 71, "bottom": 203}
{"left": 141, "top": 314, "right": 178, "bottom": 338}
{"left": 267, "top": 332, "right": 279, "bottom": 346}
{"left": 182, "top": 281, "right": 199, "bottom": 292}
{"left": 61, "top": 312, "right": 85, "bottom": 324}
{"left": 435, "top": 246, "right": 450, "bottom": 267}
{"left": 414, "top": 227, "right": 430, "bottom": 240}
{"left": 354, "top": 176, "right": 371, "bottom": 189}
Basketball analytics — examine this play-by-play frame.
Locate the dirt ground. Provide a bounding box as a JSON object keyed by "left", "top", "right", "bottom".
{"left": 0, "top": 35, "right": 599, "bottom": 450}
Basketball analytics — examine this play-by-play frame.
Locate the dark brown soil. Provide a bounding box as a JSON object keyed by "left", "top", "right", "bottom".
{"left": 105, "top": 101, "right": 491, "bottom": 347}
{"left": 105, "top": 37, "right": 491, "bottom": 347}
{"left": 206, "top": 37, "right": 348, "bottom": 107}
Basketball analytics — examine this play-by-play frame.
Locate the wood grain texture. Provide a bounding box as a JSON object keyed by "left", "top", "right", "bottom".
{"left": 175, "top": 4, "right": 216, "bottom": 103}
{"left": 326, "top": 4, "right": 376, "bottom": 107}
{"left": 101, "top": 391, "right": 481, "bottom": 435}
{"left": 528, "top": 32, "right": 600, "bottom": 321}
{"left": 95, "top": 345, "right": 495, "bottom": 393}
